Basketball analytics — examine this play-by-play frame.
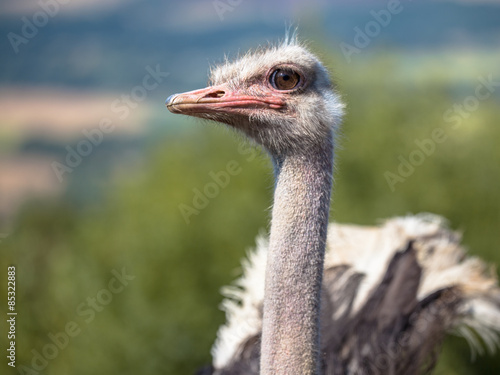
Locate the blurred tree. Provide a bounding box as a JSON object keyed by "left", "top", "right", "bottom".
{"left": 1, "top": 46, "right": 499, "bottom": 375}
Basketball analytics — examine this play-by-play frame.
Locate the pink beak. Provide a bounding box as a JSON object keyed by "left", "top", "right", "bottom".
{"left": 165, "top": 84, "right": 284, "bottom": 115}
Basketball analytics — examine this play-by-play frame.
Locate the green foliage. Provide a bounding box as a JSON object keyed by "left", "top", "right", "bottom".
{"left": 1, "top": 49, "right": 499, "bottom": 374}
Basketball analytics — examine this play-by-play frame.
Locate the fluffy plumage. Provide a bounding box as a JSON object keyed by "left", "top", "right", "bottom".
{"left": 207, "top": 214, "right": 500, "bottom": 374}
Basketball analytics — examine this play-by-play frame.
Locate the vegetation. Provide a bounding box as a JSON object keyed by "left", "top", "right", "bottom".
{"left": 1, "top": 47, "right": 499, "bottom": 374}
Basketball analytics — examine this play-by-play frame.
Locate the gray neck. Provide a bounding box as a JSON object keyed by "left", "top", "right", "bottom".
{"left": 261, "top": 134, "right": 334, "bottom": 375}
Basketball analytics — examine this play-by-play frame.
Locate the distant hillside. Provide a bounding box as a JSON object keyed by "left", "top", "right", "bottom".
{"left": 1, "top": 0, "right": 499, "bottom": 228}
{"left": 1, "top": 0, "right": 499, "bottom": 92}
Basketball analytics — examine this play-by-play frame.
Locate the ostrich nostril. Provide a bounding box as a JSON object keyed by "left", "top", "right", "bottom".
{"left": 204, "top": 90, "right": 225, "bottom": 99}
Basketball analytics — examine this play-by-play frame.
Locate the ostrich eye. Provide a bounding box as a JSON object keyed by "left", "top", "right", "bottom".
{"left": 270, "top": 69, "right": 301, "bottom": 90}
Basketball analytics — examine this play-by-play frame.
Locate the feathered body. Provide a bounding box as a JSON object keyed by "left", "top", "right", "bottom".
{"left": 208, "top": 214, "right": 500, "bottom": 374}
{"left": 166, "top": 36, "right": 500, "bottom": 375}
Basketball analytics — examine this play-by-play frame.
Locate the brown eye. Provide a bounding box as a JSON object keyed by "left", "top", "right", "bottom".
{"left": 270, "top": 69, "right": 301, "bottom": 90}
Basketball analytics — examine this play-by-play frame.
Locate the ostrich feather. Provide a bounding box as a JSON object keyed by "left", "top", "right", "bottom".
{"left": 210, "top": 214, "right": 500, "bottom": 374}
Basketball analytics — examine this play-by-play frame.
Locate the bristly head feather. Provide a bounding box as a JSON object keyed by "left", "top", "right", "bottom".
{"left": 206, "top": 37, "right": 344, "bottom": 158}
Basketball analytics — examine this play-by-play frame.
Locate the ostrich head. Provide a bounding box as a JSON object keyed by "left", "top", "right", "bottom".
{"left": 166, "top": 40, "right": 344, "bottom": 157}
{"left": 167, "top": 38, "right": 344, "bottom": 374}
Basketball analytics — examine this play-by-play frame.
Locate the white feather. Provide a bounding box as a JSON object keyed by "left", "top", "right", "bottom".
{"left": 212, "top": 214, "right": 500, "bottom": 369}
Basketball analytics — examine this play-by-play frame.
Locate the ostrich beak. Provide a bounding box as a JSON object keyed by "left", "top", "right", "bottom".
{"left": 165, "top": 84, "right": 284, "bottom": 115}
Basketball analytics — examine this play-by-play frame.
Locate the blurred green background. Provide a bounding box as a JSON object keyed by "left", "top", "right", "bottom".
{"left": 1, "top": 0, "right": 499, "bottom": 374}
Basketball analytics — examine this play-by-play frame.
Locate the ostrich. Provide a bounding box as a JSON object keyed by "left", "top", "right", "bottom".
{"left": 166, "top": 37, "right": 500, "bottom": 374}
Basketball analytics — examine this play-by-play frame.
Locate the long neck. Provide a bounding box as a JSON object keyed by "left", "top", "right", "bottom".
{"left": 260, "top": 134, "right": 334, "bottom": 375}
